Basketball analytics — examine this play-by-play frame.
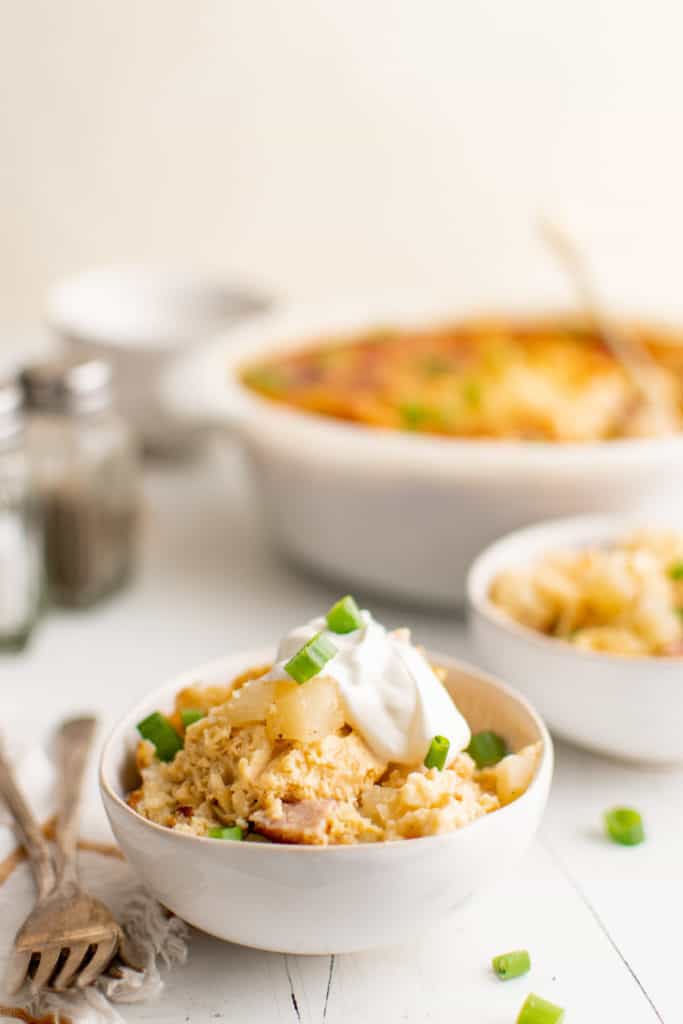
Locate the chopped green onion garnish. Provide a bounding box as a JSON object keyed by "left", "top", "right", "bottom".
{"left": 463, "top": 378, "right": 482, "bottom": 406}
{"left": 399, "top": 402, "right": 431, "bottom": 429}
{"left": 604, "top": 806, "right": 645, "bottom": 846}
{"left": 180, "top": 708, "right": 205, "bottom": 728}
{"left": 208, "top": 826, "right": 244, "bottom": 841}
{"left": 243, "top": 367, "right": 286, "bottom": 395}
{"left": 137, "top": 712, "right": 183, "bottom": 763}
{"left": 424, "top": 735, "right": 450, "bottom": 771}
{"left": 670, "top": 562, "right": 683, "bottom": 580}
{"left": 284, "top": 631, "right": 337, "bottom": 684}
{"left": 492, "top": 949, "right": 531, "bottom": 980}
{"left": 326, "top": 595, "right": 363, "bottom": 634}
{"left": 516, "top": 993, "right": 564, "bottom": 1024}
{"left": 466, "top": 730, "right": 507, "bottom": 768}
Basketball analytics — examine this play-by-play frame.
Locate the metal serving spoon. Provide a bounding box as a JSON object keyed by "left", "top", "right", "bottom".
{"left": 539, "top": 217, "right": 669, "bottom": 433}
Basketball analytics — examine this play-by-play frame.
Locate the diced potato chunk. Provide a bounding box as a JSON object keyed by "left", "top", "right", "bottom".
{"left": 266, "top": 676, "right": 344, "bottom": 743}
{"left": 170, "top": 672, "right": 271, "bottom": 733}
{"left": 495, "top": 743, "right": 541, "bottom": 805}
{"left": 135, "top": 738, "right": 155, "bottom": 771}
{"left": 225, "top": 679, "right": 277, "bottom": 726}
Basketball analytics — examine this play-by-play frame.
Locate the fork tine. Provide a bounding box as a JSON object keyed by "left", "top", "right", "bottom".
{"left": 75, "top": 935, "right": 118, "bottom": 988}
{"left": 30, "top": 948, "right": 62, "bottom": 991}
{"left": 4, "top": 949, "right": 31, "bottom": 994}
{"left": 51, "top": 941, "right": 90, "bottom": 991}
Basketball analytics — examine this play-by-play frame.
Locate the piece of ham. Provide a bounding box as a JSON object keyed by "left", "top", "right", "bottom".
{"left": 251, "top": 799, "right": 336, "bottom": 845}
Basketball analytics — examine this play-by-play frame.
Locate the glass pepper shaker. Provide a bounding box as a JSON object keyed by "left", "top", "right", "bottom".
{"left": 0, "top": 379, "right": 43, "bottom": 649}
{"left": 21, "top": 358, "right": 140, "bottom": 608}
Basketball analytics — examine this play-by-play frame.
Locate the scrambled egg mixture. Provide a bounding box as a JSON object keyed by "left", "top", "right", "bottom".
{"left": 129, "top": 665, "right": 541, "bottom": 845}
{"left": 491, "top": 528, "right": 683, "bottom": 657}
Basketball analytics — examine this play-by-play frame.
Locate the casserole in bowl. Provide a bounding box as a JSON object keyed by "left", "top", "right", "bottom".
{"left": 163, "top": 295, "right": 683, "bottom": 605}
{"left": 100, "top": 645, "right": 552, "bottom": 953}
{"left": 467, "top": 516, "right": 683, "bottom": 764}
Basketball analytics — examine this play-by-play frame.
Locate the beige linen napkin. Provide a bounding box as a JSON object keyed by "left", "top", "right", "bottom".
{"left": 0, "top": 737, "right": 188, "bottom": 1024}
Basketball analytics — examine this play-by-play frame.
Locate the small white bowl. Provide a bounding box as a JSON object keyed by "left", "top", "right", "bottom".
{"left": 467, "top": 515, "right": 683, "bottom": 765}
{"left": 47, "top": 266, "right": 270, "bottom": 456}
{"left": 100, "top": 648, "right": 552, "bottom": 954}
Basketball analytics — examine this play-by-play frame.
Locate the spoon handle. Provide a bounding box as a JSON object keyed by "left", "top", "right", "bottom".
{"left": 539, "top": 217, "right": 666, "bottom": 425}
{"left": 0, "top": 740, "right": 55, "bottom": 899}
{"left": 54, "top": 716, "right": 97, "bottom": 884}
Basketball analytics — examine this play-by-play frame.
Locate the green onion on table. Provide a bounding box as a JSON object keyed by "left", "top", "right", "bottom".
{"left": 516, "top": 992, "right": 564, "bottom": 1023}
{"left": 137, "top": 711, "right": 183, "bottom": 762}
{"left": 492, "top": 949, "right": 531, "bottom": 980}
{"left": 604, "top": 806, "right": 645, "bottom": 846}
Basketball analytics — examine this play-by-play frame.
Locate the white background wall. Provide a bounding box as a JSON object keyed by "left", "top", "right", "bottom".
{"left": 2, "top": 0, "right": 683, "bottom": 333}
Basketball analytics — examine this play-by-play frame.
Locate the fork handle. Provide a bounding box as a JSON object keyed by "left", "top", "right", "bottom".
{"left": 0, "top": 745, "right": 55, "bottom": 899}
{"left": 54, "top": 717, "right": 97, "bottom": 885}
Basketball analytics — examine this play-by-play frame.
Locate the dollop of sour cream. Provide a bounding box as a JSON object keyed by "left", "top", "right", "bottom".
{"left": 258, "top": 610, "right": 470, "bottom": 766}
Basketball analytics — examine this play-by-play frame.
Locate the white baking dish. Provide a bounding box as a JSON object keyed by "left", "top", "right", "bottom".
{"left": 162, "top": 294, "right": 683, "bottom": 606}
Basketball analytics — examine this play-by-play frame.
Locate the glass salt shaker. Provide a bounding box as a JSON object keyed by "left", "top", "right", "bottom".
{"left": 22, "top": 358, "right": 140, "bottom": 608}
{"left": 0, "top": 379, "right": 43, "bottom": 649}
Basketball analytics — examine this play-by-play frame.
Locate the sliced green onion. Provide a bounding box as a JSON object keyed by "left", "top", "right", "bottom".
{"left": 604, "top": 806, "right": 645, "bottom": 846}
{"left": 516, "top": 993, "right": 564, "bottom": 1024}
{"left": 492, "top": 949, "right": 531, "bottom": 980}
{"left": 180, "top": 708, "right": 205, "bottom": 728}
{"left": 208, "top": 826, "right": 244, "bottom": 841}
{"left": 284, "top": 631, "right": 337, "bottom": 684}
{"left": 670, "top": 562, "right": 683, "bottom": 580}
{"left": 326, "top": 595, "right": 363, "bottom": 634}
{"left": 463, "top": 378, "right": 482, "bottom": 407}
{"left": 424, "top": 735, "right": 450, "bottom": 771}
{"left": 399, "top": 402, "right": 431, "bottom": 429}
{"left": 466, "top": 730, "right": 507, "bottom": 768}
{"left": 243, "top": 367, "right": 286, "bottom": 395}
{"left": 137, "top": 712, "right": 183, "bottom": 763}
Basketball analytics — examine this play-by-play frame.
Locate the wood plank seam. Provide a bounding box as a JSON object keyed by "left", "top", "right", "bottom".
{"left": 322, "top": 955, "right": 335, "bottom": 1021}
{"left": 540, "top": 837, "right": 665, "bottom": 1024}
{"left": 283, "top": 955, "right": 302, "bottom": 1021}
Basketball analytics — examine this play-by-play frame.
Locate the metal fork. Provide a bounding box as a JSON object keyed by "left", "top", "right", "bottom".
{"left": 1, "top": 717, "right": 122, "bottom": 993}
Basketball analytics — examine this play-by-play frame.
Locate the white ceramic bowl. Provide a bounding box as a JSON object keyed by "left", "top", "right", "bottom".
{"left": 100, "top": 648, "right": 552, "bottom": 954}
{"left": 47, "top": 266, "right": 270, "bottom": 456}
{"left": 467, "top": 515, "right": 683, "bottom": 765}
{"left": 162, "top": 294, "right": 683, "bottom": 605}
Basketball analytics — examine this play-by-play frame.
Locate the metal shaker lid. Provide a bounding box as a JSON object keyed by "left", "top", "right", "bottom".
{"left": 0, "top": 378, "right": 24, "bottom": 443}
{"left": 21, "top": 357, "right": 112, "bottom": 415}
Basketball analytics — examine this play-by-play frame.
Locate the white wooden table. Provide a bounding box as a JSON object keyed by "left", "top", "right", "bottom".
{"left": 3, "top": 447, "right": 680, "bottom": 1023}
